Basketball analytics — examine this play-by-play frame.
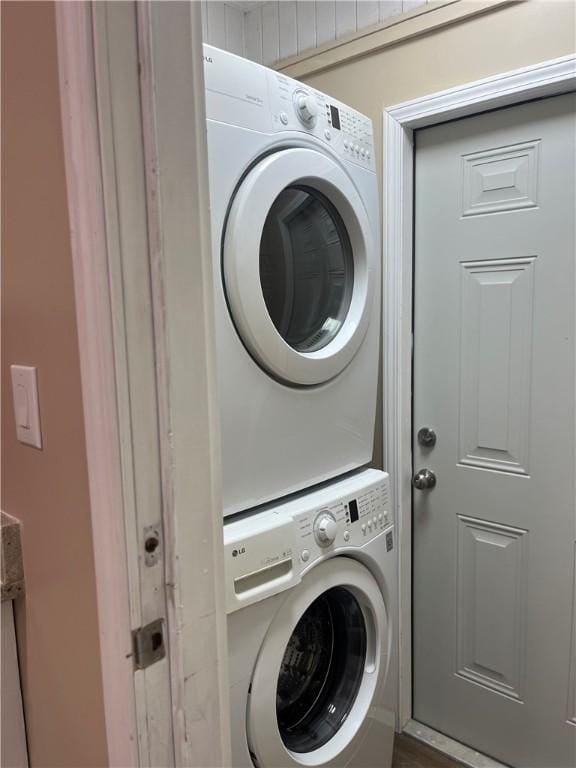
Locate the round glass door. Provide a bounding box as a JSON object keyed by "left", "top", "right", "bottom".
{"left": 276, "top": 586, "right": 366, "bottom": 752}
{"left": 260, "top": 186, "right": 354, "bottom": 354}
{"left": 246, "top": 557, "right": 387, "bottom": 768}
{"left": 223, "top": 148, "right": 376, "bottom": 386}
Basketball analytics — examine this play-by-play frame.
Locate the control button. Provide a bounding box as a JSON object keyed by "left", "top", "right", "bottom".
{"left": 343, "top": 531, "right": 350, "bottom": 542}
{"left": 373, "top": 517, "right": 378, "bottom": 526}
{"left": 360, "top": 148, "right": 366, "bottom": 157}
{"left": 314, "top": 512, "right": 338, "bottom": 547}
{"left": 383, "top": 511, "right": 389, "bottom": 522}
{"left": 280, "top": 112, "right": 289, "bottom": 125}
{"left": 343, "top": 140, "right": 349, "bottom": 150}
{"left": 367, "top": 520, "right": 372, "bottom": 530}
{"left": 361, "top": 524, "right": 367, "bottom": 534}
{"left": 354, "top": 144, "right": 360, "bottom": 153}
{"left": 294, "top": 91, "right": 319, "bottom": 125}
{"left": 324, "top": 129, "right": 331, "bottom": 141}
{"left": 301, "top": 549, "right": 310, "bottom": 562}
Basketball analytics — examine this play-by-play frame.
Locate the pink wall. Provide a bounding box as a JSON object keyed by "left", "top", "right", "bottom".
{"left": 1, "top": 2, "right": 108, "bottom": 765}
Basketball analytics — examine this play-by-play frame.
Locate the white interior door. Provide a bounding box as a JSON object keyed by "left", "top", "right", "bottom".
{"left": 412, "top": 93, "right": 576, "bottom": 768}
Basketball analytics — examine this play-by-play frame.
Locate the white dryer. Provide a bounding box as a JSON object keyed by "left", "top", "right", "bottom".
{"left": 204, "top": 46, "right": 381, "bottom": 516}
{"left": 224, "top": 469, "right": 397, "bottom": 768}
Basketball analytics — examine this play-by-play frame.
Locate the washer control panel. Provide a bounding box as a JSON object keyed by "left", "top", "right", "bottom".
{"left": 223, "top": 469, "right": 391, "bottom": 614}
{"left": 293, "top": 473, "right": 390, "bottom": 557}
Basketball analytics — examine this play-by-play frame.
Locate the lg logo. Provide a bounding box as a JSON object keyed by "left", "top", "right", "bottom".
{"left": 232, "top": 547, "right": 246, "bottom": 558}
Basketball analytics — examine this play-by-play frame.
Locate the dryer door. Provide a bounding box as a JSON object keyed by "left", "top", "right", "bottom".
{"left": 247, "top": 558, "right": 389, "bottom": 767}
{"left": 223, "top": 148, "right": 376, "bottom": 386}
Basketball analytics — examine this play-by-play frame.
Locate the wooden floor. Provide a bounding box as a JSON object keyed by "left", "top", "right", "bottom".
{"left": 392, "top": 733, "right": 464, "bottom": 768}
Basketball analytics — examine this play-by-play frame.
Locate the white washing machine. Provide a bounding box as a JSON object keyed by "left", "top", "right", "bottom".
{"left": 224, "top": 469, "right": 397, "bottom": 768}
{"left": 204, "top": 46, "right": 381, "bottom": 516}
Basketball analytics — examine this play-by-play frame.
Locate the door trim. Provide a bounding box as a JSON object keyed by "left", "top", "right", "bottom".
{"left": 381, "top": 53, "right": 576, "bottom": 730}
{"left": 56, "top": 6, "right": 138, "bottom": 764}
{"left": 56, "top": 2, "right": 231, "bottom": 765}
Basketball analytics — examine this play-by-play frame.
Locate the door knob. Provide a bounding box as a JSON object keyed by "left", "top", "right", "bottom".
{"left": 413, "top": 468, "right": 437, "bottom": 490}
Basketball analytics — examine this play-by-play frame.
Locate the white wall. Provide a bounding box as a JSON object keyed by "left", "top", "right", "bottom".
{"left": 202, "top": 1, "right": 246, "bottom": 56}
{"left": 201, "top": 0, "right": 429, "bottom": 66}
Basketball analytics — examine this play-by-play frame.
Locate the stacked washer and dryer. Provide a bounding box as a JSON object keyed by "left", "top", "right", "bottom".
{"left": 204, "top": 44, "right": 397, "bottom": 768}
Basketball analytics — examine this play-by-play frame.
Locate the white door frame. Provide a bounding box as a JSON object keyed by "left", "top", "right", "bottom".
{"left": 382, "top": 54, "right": 576, "bottom": 730}
{"left": 56, "top": 2, "right": 230, "bottom": 765}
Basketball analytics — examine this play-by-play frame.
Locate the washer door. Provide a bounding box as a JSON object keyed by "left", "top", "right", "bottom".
{"left": 223, "top": 148, "right": 375, "bottom": 386}
{"left": 247, "top": 558, "right": 388, "bottom": 767}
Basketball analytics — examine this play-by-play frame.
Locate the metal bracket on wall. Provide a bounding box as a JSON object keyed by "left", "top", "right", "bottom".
{"left": 132, "top": 618, "right": 166, "bottom": 670}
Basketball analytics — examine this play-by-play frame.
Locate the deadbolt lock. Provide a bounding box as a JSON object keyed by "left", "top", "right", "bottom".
{"left": 417, "top": 427, "right": 437, "bottom": 448}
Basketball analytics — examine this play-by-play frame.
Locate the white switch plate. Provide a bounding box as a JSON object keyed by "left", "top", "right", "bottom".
{"left": 10, "top": 365, "right": 42, "bottom": 449}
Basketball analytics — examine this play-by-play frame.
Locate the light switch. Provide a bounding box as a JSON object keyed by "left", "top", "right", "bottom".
{"left": 10, "top": 365, "right": 42, "bottom": 449}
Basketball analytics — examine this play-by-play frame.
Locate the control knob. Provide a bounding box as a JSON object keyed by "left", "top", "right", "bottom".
{"left": 314, "top": 511, "right": 338, "bottom": 547}
{"left": 295, "top": 92, "right": 319, "bottom": 125}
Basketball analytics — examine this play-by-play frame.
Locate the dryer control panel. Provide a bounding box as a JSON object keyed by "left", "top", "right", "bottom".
{"left": 203, "top": 44, "right": 375, "bottom": 171}
{"left": 223, "top": 469, "right": 391, "bottom": 614}
{"left": 269, "top": 72, "right": 374, "bottom": 170}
